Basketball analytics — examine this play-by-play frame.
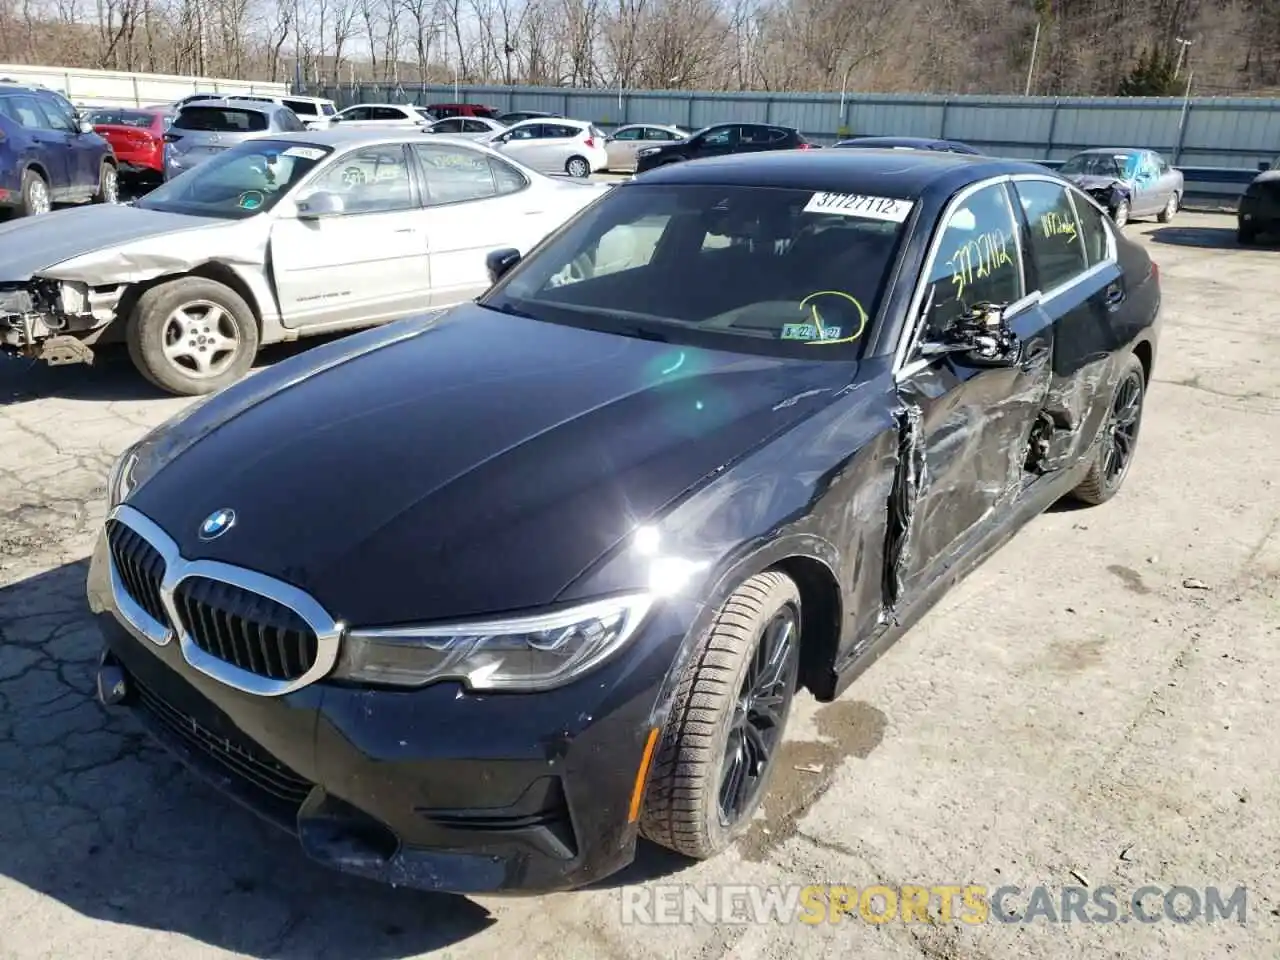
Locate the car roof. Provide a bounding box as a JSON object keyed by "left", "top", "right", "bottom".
{"left": 630, "top": 148, "right": 1053, "bottom": 197}
{"left": 343, "top": 102, "right": 416, "bottom": 109}
{"left": 1074, "top": 147, "right": 1146, "bottom": 155}
{"left": 243, "top": 127, "right": 490, "bottom": 148}
{"left": 507, "top": 116, "right": 589, "bottom": 128}
{"left": 841, "top": 136, "right": 957, "bottom": 146}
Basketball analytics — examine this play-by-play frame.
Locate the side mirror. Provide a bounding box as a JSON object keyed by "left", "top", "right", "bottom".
{"left": 486, "top": 247, "right": 522, "bottom": 284}
{"left": 296, "top": 191, "right": 345, "bottom": 219}
{"left": 918, "top": 302, "right": 1024, "bottom": 368}
{"left": 79, "top": 119, "right": 95, "bottom": 134}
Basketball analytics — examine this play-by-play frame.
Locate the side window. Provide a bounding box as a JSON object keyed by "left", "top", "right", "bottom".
{"left": 765, "top": 127, "right": 791, "bottom": 143}
{"left": 8, "top": 95, "right": 47, "bottom": 130}
{"left": 371, "top": 106, "right": 404, "bottom": 121}
{"left": 412, "top": 143, "right": 497, "bottom": 204}
{"left": 284, "top": 99, "right": 318, "bottom": 116}
{"left": 490, "top": 157, "right": 527, "bottom": 196}
{"left": 434, "top": 118, "right": 463, "bottom": 133}
{"left": 921, "top": 182, "right": 1023, "bottom": 335}
{"left": 279, "top": 110, "right": 306, "bottom": 132}
{"left": 342, "top": 106, "right": 371, "bottom": 121}
{"left": 1014, "top": 179, "right": 1088, "bottom": 292}
{"left": 612, "top": 127, "right": 641, "bottom": 141}
{"left": 308, "top": 146, "right": 416, "bottom": 213}
{"left": 544, "top": 124, "right": 576, "bottom": 139}
{"left": 508, "top": 124, "right": 540, "bottom": 140}
{"left": 462, "top": 119, "right": 489, "bottom": 133}
{"left": 1070, "top": 190, "right": 1111, "bottom": 267}
{"left": 700, "top": 126, "right": 736, "bottom": 147}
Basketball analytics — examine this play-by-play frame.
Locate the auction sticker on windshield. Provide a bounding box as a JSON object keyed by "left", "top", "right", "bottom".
{"left": 803, "top": 192, "right": 913, "bottom": 222}
{"left": 283, "top": 146, "right": 327, "bottom": 160}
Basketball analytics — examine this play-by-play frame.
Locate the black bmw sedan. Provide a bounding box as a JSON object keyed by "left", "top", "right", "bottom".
{"left": 634, "top": 121, "right": 813, "bottom": 173}
{"left": 88, "top": 148, "right": 1161, "bottom": 895}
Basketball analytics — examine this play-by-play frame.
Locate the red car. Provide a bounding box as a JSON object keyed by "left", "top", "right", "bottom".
{"left": 84, "top": 106, "right": 172, "bottom": 181}
{"left": 425, "top": 102, "right": 500, "bottom": 119}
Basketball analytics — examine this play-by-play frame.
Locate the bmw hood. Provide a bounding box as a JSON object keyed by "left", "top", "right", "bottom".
{"left": 0, "top": 203, "right": 234, "bottom": 282}
{"left": 124, "top": 305, "right": 852, "bottom": 626}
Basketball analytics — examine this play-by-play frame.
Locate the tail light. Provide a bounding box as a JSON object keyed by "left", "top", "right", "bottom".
{"left": 584, "top": 136, "right": 595, "bottom": 148}
{"left": 797, "top": 142, "right": 813, "bottom": 150}
{"left": 1151, "top": 261, "right": 1159, "bottom": 281}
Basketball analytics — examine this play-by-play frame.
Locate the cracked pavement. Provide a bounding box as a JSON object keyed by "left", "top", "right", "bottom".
{"left": 1, "top": 213, "right": 1278, "bottom": 959}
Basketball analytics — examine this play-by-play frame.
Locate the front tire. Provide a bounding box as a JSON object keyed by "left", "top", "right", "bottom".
{"left": 126, "top": 277, "right": 259, "bottom": 396}
{"left": 565, "top": 156, "right": 591, "bottom": 179}
{"left": 1111, "top": 199, "right": 1130, "bottom": 228}
{"left": 1070, "top": 353, "right": 1146, "bottom": 506}
{"left": 1157, "top": 192, "right": 1178, "bottom": 223}
{"left": 640, "top": 571, "right": 802, "bottom": 859}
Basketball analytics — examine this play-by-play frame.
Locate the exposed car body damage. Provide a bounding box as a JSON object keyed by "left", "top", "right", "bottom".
{"left": 87, "top": 150, "right": 1162, "bottom": 895}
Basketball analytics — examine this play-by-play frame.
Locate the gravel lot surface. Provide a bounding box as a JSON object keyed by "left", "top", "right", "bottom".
{"left": 0, "top": 213, "right": 1276, "bottom": 959}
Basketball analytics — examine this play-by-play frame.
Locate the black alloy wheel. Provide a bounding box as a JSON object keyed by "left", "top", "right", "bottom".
{"left": 718, "top": 606, "right": 798, "bottom": 825}
{"left": 1070, "top": 353, "right": 1146, "bottom": 505}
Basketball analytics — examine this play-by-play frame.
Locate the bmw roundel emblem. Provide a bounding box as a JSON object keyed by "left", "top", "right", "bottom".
{"left": 198, "top": 508, "right": 236, "bottom": 541}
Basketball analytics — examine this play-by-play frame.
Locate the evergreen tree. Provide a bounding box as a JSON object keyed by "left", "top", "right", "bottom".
{"left": 1118, "top": 47, "right": 1181, "bottom": 96}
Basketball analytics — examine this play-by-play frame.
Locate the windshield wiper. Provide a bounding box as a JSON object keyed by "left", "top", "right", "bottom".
{"left": 611, "top": 324, "right": 670, "bottom": 343}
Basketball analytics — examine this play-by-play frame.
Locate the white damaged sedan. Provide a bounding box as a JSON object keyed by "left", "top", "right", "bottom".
{"left": 0, "top": 127, "right": 610, "bottom": 395}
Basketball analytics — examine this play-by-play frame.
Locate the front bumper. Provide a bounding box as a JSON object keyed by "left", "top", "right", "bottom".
{"left": 86, "top": 531, "right": 685, "bottom": 894}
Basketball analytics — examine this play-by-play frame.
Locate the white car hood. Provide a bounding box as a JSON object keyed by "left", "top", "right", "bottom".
{"left": 0, "top": 204, "right": 240, "bottom": 282}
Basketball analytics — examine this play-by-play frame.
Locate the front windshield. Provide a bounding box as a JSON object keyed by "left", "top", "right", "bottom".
{"left": 136, "top": 139, "right": 331, "bottom": 219}
{"left": 1060, "top": 152, "right": 1135, "bottom": 178}
{"left": 481, "top": 183, "right": 912, "bottom": 360}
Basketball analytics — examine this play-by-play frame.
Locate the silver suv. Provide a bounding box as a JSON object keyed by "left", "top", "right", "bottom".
{"left": 164, "top": 100, "right": 306, "bottom": 179}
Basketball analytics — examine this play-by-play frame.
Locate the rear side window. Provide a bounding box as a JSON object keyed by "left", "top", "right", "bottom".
{"left": 284, "top": 99, "right": 318, "bottom": 116}
{"left": 1070, "top": 191, "right": 1112, "bottom": 267}
{"left": 0, "top": 95, "right": 46, "bottom": 129}
{"left": 1013, "top": 180, "right": 1088, "bottom": 291}
{"left": 544, "top": 124, "right": 578, "bottom": 139}
{"left": 321, "top": 103, "right": 335, "bottom": 115}
{"left": 175, "top": 107, "right": 269, "bottom": 132}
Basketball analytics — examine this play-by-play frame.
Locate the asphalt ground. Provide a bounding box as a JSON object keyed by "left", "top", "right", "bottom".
{"left": 0, "top": 212, "right": 1277, "bottom": 959}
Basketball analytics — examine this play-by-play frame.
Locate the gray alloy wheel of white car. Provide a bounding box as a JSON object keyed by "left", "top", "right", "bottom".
{"left": 1112, "top": 199, "right": 1130, "bottom": 228}
{"left": 126, "top": 277, "right": 260, "bottom": 396}
{"left": 566, "top": 156, "right": 591, "bottom": 179}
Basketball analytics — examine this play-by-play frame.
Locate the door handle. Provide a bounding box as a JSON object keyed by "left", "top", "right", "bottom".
{"left": 393, "top": 227, "right": 417, "bottom": 234}
{"left": 523, "top": 209, "right": 545, "bottom": 216}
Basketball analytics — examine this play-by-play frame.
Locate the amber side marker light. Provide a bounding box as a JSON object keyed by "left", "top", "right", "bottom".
{"left": 627, "top": 727, "right": 662, "bottom": 823}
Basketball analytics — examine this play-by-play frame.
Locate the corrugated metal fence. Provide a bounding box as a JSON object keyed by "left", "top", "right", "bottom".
{"left": 309, "top": 82, "right": 1280, "bottom": 209}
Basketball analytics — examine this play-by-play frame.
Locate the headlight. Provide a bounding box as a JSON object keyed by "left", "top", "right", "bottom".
{"left": 106, "top": 447, "right": 139, "bottom": 507}
{"left": 334, "top": 593, "right": 653, "bottom": 691}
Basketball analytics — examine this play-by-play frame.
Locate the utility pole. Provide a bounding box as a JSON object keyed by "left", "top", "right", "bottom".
{"left": 1024, "top": 19, "right": 1041, "bottom": 96}
{"left": 1174, "top": 37, "right": 1192, "bottom": 79}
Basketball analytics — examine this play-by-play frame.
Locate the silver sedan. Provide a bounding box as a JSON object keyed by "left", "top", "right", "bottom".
{"left": 603, "top": 123, "right": 690, "bottom": 172}
{"left": 0, "top": 127, "right": 610, "bottom": 396}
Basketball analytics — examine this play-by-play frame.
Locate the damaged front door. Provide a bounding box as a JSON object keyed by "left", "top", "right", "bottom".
{"left": 890, "top": 179, "right": 1055, "bottom": 601}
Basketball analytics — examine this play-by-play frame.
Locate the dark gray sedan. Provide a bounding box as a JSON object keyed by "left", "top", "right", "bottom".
{"left": 1057, "top": 148, "right": 1184, "bottom": 228}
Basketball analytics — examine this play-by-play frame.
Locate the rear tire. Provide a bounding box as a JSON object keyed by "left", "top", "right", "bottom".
{"left": 1070, "top": 353, "right": 1146, "bottom": 506}
{"left": 93, "top": 161, "right": 119, "bottom": 204}
{"left": 1157, "top": 192, "right": 1178, "bottom": 223}
{"left": 20, "top": 169, "right": 51, "bottom": 217}
{"left": 126, "top": 277, "right": 259, "bottom": 396}
{"left": 565, "top": 156, "right": 591, "bottom": 179}
{"left": 640, "top": 570, "right": 802, "bottom": 859}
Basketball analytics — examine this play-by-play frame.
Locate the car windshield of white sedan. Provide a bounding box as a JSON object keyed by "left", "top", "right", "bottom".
{"left": 483, "top": 183, "right": 912, "bottom": 358}
{"left": 136, "top": 140, "right": 331, "bottom": 219}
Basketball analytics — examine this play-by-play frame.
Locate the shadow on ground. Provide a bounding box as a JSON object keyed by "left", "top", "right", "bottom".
{"left": 1145, "top": 225, "right": 1270, "bottom": 250}
{"left": 0, "top": 559, "right": 494, "bottom": 959}
{"left": 0, "top": 337, "right": 344, "bottom": 406}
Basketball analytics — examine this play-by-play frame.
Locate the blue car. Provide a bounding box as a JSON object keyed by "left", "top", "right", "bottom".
{"left": 0, "top": 81, "right": 119, "bottom": 217}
